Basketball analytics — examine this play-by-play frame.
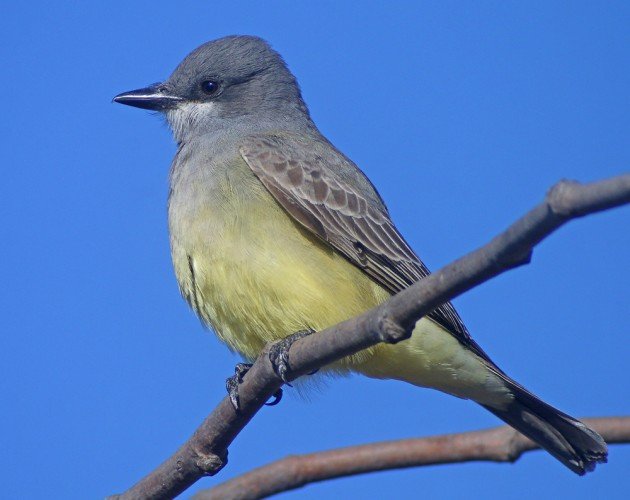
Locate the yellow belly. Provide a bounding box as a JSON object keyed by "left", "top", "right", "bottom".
{"left": 189, "top": 197, "right": 389, "bottom": 364}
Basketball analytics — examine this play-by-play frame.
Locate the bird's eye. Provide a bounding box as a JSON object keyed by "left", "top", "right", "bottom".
{"left": 201, "top": 80, "right": 220, "bottom": 95}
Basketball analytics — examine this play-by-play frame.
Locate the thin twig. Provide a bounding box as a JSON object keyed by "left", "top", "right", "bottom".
{"left": 110, "top": 173, "right": 630, "bottom": 499}
{"left": 195, "top": 417, "right": 630, "bottom": 500}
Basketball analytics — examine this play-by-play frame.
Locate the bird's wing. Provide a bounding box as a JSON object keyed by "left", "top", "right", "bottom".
{"left": 240, "top": 133, "right": 493, "bottom": 363}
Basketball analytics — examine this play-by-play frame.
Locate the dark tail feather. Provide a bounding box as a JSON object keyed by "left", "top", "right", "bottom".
{"left": 482, "top": 381, "right": 608, "bottom": 475}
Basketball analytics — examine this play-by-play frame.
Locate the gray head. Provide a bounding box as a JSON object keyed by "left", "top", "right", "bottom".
{"left": 114, "top": 36, "right": 311, "bottom": 143}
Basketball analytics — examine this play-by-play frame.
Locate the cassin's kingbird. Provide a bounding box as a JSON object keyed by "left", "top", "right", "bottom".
{"left": 114, "top": 35, "right": 607, "bottom": 474}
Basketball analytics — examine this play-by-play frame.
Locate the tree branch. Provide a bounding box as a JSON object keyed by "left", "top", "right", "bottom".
{"left": 194, "top": 416, "right": 630, "bottom": 500}
{"left": 110, "top": 173, "right": 630, "bottom": 499}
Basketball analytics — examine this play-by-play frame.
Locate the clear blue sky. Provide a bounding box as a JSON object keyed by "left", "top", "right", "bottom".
{"left": 1, "top": 2, "right": 628, "bottom": 499}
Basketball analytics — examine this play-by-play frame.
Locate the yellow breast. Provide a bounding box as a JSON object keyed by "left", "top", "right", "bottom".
{"left": 170, "top": 157, "right": 390, "bottom": 361}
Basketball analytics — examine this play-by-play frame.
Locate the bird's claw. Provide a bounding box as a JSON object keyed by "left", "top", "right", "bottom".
{"left": 226, "top": 362, "right": 285, "bottom": 410}
{"left": 226, "top": 362, "right": 252, "bottom": 411}
{"left": 266, "top": 388, "right": 283, "bottom": 406}
{"left": 226, "top": 329, "right": 316, "bottom": 411}
{"left": 268, "top": 329, "right": 315, "bottom": 383}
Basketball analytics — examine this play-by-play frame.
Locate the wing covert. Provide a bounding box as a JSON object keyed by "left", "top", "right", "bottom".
{"left": 240, "top": 133, "right": 482, "bottom": 357}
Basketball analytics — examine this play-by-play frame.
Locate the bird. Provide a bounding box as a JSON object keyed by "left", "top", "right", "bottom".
{"left": 114, "top": 35, "right": 607, "bottom": 475}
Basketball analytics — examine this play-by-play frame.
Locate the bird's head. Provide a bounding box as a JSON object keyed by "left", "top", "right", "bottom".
{"left": 114, "top": 35, "right": 310, "bottom": 143}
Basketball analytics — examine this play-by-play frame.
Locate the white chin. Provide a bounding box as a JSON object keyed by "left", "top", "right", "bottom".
{"left": 166, "top": 102, "right": 218, "bottom": 143}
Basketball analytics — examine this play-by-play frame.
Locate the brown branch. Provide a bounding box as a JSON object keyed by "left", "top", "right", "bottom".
{"left": 194, "top": 416, "right": 630, "bottom": 500}
{"left": 110, "top": 173, "right": 630, "bottom": 500}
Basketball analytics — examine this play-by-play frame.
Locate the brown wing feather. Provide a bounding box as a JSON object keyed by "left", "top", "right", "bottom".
{"left": 240, "top": 133, "right": 492, "bottom": 363}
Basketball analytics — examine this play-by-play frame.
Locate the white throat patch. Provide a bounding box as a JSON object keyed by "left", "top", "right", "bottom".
{"left": 166, "top": 102, "right": 217, "bottom": 144}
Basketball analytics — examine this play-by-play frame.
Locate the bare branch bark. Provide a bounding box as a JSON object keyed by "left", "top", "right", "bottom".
{"left": 110, "top": 174, "right": 630, "bottom": 500}
{"left": 195, "top": 417, "right": 630, "bottom": 500}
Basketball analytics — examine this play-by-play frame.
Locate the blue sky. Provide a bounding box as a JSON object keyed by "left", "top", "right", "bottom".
{"left": 1, "top": 2, "right": 628, "bottom": 498}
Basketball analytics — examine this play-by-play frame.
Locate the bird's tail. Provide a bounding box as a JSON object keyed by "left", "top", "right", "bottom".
{"left": 482, "top": 378, "right": 608, "bottom": 475}
{"left": 354, "top": 322, "right": 608, "bottom": 474}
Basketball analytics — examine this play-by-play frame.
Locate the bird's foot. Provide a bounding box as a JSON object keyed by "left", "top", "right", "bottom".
{"left": 226, "top": 362, "right": 283, "bottom": 411}
{"left": 226, "top": 363, "right": 252, "bottom": 411}
{"left": 269, "top": 329, "right": 316, "bottom": 384}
